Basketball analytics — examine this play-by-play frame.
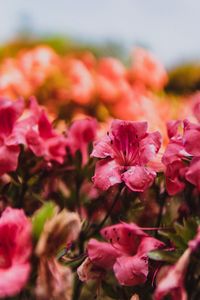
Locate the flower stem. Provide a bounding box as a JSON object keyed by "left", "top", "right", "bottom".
{"left": 155, "top": 190, "right": 168, "bottom": 237}
{"left": 72, "top": 273, "right": 83, "bottom": 300}
{"left": 89, "top": 184, "right": 123, "bottom": 237}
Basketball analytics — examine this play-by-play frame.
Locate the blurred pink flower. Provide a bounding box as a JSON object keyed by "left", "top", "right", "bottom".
{"left": 91, "top": 120, "right": 161, "bottom": 191}
{"left": 26, "top": 98, "right": 67, "bottom": 163}
{"left": 0, "top": 46, "right": 58, "bottom": 99}
{"left": 162, "top": 121, "right": 189, "bottom": 195}
{"left": 66, "top": 59, "right": 95, "bottom": 104}
{"left": 0, "top": 59, "right": 31, "bottom": 98}
{"left": 0, "top": 98, "right": 24, "bottom": 175}
{"left": 0, "top": 207, "right": 32, "bottom": 297}
{"left": 130, "top": 48, "right": 168, "bottom": 91}
{"left": 96, "top": 57, "right": 130, "bottom": 103}
{"left": 184, "top": 119, "right": 200, "bottom": 156}
{"left": 19, "top": 46, "right": 58, "bottom": 86}
{"left": 185, "top": 157, "right": 200, "bottom": 191}
{"left": 189, "top": 92, "right": 200, "bottom": 122}
{"left": 66, "top": 118, "right": 98, "bottom": 165}
{"left": 154, "top": 248, "right": 190, "bottom": 300}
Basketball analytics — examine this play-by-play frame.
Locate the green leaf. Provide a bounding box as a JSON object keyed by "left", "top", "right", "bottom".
{"left": 174, "top": 217, "right": 199, "bottom": 245}
{"left": 148, "top": 249, "right": 183, "bottom": 264}
{"left": 32, "top": 202, "right": 56, "bottom": 241}
{"left": 159, "top": 230, "right": 187, "bottom": 249}
{"left": 61, "top": 255, "right": 86, "bottom": 270}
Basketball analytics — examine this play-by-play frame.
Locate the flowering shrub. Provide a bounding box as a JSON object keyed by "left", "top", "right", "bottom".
{"left": 0, "top": 45, "right": 200, "bottom": 300}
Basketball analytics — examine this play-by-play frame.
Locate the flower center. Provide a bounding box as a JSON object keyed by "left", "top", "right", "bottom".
{"left": 0, "top": 246, "right": 12, "bottom": 269}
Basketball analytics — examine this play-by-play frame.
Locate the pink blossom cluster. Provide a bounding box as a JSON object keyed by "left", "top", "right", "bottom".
{"left": 79, "top": 223, "right": 164, "bottom": 286}
{"left": 163, "top": 118, "right": 200, "bottom": 195}
{"left": 0, "top": 97, "right": 67, "bottom": 176}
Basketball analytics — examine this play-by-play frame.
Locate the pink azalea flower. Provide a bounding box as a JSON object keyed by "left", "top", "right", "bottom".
{"left": 185, "top": 157, "right": 200, "bottom": 191}
{"left": 163, "top": 119, "right": 200, "bottom": 194}
{"left": 130, "top": 47, "right": 168, "bottom": 91}
{"left": 87, "top": 239, "right": 121, "bottom": 270}
{"left": 184, "top": 119, "right": 200, "bottom": 157}
{"left": 0, "top": 98, "right": 24, "bottom": 176}
{"left": 66, "top": 118, "right": 98, "bottom": 165}
{"left": 87, "top": 223, "right": 164, "bottom": 286}
{"left": 91, "top": 120, "right": 161, "bottom": 192}
{"left": 154, "top": 248, "right": 191, "bottom": 300}
{"left": 162, "top": 121, "right": 189, "bottom": 195}
{"left": 0, "top": 207, "right": 32, "bottom": 297}
{"left": 26, "top": 98, "right": 67, "bottom": 163}
{"left": 165, "top": 160, "right": 187, "bottom": 195}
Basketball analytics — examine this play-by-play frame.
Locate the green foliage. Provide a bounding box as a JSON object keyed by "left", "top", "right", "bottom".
{"left": 32, "top": 201, "right": 56, "bottom": 241}
{"left": 0, "top": 34, "right": 125, "bottom": 62}
{"left": 166, "top": 63, "right": 200, "bottom": 94}
{"left": 149, "top": 217, "right": 200, "bottom": 264}
{"left": 148, "top": 249, "right": 183, "bottom": 264}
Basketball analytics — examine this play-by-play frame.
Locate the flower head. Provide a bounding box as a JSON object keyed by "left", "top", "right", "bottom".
{"left": 131, "top": 47, "right": 168, "bottom": 91}
{"left": 163, "top": 119, "right": 200, "bottom": 194}
{"left": 0, "top": 207, "right": 32, "bottom": 297}
{"left": 26, "top": 98, "right": 67, "bottom": 164}
{"left": 0, "top": 98, "right": 24, "bottom": 175}
{"left": 85, "top": 222, "right": 164, "bottom": 286}
{"left": 66, "top": 118, "right": 98, "bottom": 165}
{"left": 154, "top": 249, "right": 191, "bottom": 300}
{"left": 91, "top": 120, "right": 161, "bottom": 192}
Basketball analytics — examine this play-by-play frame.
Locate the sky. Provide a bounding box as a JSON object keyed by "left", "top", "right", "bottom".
{"left": 1, "top": 0, "right": 200, "bottom": 67}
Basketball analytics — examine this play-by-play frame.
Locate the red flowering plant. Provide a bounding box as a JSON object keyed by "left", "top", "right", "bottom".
{"left": 0, "top": 46, "right": 200, "bottom": 300}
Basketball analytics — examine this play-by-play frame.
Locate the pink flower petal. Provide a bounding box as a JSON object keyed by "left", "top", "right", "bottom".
{"left": 165, "top": 160, "right": 186, "bottom": 195}
{"left": 113, "top": 255, "right": 148, "bottom": 286}
{"left": 101, "top": 223, "right": 147, "bottom": 255}
{"left": 91, "top": 135, "right": 114, "bottom": 159}
{"left": 185, "top": 157, "right": 200, "bottom": 191}
{"left": 0, "top": 98, "right": 24, "bottom": 137}
{"left": 139, "top": 131, "right": 161, "bottom": 164}
{"left": 137, "top": 236, "right": 164, "bottom": 255}
{"left": 122, "top": 166, "right": 156, "bottom": 192}
{"left": 167, "top": 120, "right": 182, "bottom": 139}
{"left": 0, "top": 263, "right": 30, "bottom": 298}
{"left": 0, "top": 144, "right": 20, "bottom": 176}
{"left": 92, "top": 159, "right": 122, "bottom": 190}
{"left": 154, "top": 249, "right": 190, "bottom": 300}
{"left": 88, "top": 239, "right": 121, "bottom": 270}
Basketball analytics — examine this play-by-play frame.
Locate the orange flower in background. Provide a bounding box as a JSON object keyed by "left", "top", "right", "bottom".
{"left": 63, "top": 58, "right": 95, "bottom": 105}
{"left": 0, "top": 58, "right": 31, "bottom": 98}
{"left": 96, "top": 57, "right": 130, "bottom": 103}
{"left": 19, "top": 46, "right": 59, "bottom": 86}
{"left": 0, "top": 46, "right": 58, "bottom": 99}
{"left": 0, "top": 43, "right": 195, "bottom": 134}
{"left": 130, "top": 47, "right": 168, "bottom": 91}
